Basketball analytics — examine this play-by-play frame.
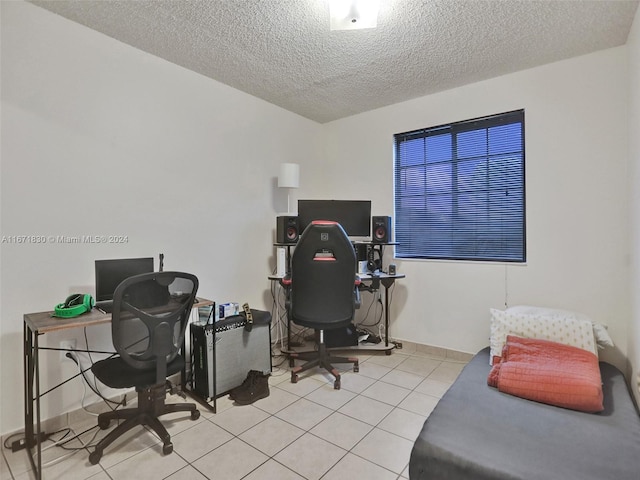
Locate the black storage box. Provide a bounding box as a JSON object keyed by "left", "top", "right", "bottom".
{"left": 324, "top": 323, "right": 359, "bottom": 348}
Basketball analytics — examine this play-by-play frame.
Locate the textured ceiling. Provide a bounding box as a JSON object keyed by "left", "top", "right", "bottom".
{"left": 28, "top": 0, "right": 639, "bottom": 123}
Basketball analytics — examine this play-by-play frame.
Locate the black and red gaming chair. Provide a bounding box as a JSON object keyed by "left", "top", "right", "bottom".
{"left": 286, "top": 220, "right": 360, "bottom": 389}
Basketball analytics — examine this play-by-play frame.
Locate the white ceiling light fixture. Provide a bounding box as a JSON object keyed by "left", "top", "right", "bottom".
{"left": 330, "top": 0, "right": 380, "bottom": 31}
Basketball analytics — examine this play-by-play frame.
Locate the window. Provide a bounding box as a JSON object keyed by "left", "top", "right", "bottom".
{"left": 393, "top": 109, "right": 525, "bottom": 262}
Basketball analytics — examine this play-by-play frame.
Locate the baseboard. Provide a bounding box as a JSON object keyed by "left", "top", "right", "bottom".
{"left": 391, "top": 339, "right": 474, "bottom": 362}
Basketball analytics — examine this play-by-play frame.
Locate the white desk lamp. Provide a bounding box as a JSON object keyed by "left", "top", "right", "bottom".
{"left": 278, "top": 163, "right": 300, "bottom": 214}
{"left": 276, "top": 163, "right": 299, "bottom": 277}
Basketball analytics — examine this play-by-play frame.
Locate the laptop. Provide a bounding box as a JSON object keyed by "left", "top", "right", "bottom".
{"left": 94, "top": 257, "right": 154, "bottom": 313}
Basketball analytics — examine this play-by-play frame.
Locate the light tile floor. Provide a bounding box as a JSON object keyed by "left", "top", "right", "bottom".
{"left": 1, "top": 348, "right": 467, "bottom": 480}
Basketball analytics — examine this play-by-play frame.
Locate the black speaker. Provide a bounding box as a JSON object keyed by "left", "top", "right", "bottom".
{"left": 276, "top": 216, "right": 299, "bottom": 244}
{"left": 372, "top": 216, "right": 392, "bottom": 243}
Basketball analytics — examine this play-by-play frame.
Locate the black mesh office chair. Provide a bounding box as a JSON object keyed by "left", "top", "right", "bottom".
{"left": 89, "top": 271, "right": 200, "bottom": 465}
{"left": 286, "top": 221, "right": 360, "bottom": 389}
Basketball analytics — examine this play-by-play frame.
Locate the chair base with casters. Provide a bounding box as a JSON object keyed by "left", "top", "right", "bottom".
{"left": 89, "top": 356, "right": 200, "bottom": 464}
{"left": 289, "top": 330, "right": 359, "bottom": 389}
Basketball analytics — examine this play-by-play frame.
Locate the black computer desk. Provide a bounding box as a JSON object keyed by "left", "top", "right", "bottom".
{"left": 21, "top": 298, "right": 213, "bottom": 480}
{"left": 268, "top": 272, "right": 405, "bottom": 354}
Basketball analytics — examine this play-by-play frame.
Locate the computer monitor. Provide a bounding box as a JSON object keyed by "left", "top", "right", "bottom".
{"left": 95, "top": 257, "right": 154, "bottom": 302}
{"left": 297, "top": 200, "right": 372, "bottom": 237}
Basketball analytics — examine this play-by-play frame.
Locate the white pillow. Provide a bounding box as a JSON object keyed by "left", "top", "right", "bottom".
{"left": 505, "top": 305, "right": 614, "bottom": 350}
{"left": 489, "top": 308, "right": 598, "bottom": 365}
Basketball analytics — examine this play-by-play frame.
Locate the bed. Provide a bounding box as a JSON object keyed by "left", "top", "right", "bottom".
{"left": 409, "top": 347, "right": 640, "bottom": 480}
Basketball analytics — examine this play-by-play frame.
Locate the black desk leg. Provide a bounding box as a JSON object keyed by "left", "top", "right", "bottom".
{"left": 180, "top": 338, "right": 187, "bottom": 391}
{"left": 22, "top": 323, "right": 31, "bottom": 447}
{"left": 23, "top": 323, "right": 42, "bottom": 479}
{"left": 384, "top": 285, "right": 390, "bottom": 350}
{"left": 381, "top": 278, "right": 396, "bottom": 354}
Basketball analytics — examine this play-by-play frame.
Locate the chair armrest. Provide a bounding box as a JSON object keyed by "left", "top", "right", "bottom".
{"left": 354, "top": 276, "right": 362, "bottom": 309}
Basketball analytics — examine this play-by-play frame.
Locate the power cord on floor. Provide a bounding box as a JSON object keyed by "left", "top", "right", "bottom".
{"left": 35, "top": 425, "right": 103, "bottom": 469}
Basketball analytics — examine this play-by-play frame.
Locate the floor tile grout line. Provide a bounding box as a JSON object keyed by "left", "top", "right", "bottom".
{"left": 195, "top": 365, "right": 416, "bottom": 478}
{"left": 4, "top": 350, "right": 457, "bottom": 480}
{"left": 229, "top": 369, "right": 430, "bottom": 477}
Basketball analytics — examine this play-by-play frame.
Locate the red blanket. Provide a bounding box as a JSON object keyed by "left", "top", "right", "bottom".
{"left": 488, "top": 335, "right": 604, "bottom": 413}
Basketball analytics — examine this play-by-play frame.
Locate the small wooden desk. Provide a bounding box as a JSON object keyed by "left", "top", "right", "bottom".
{"left": 22, "top": 298, "right": 212, "bottom": 480}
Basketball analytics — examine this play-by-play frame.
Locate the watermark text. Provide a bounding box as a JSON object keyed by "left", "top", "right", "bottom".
{"left": 1, "top": 234, "right": 129, "bottom": 245}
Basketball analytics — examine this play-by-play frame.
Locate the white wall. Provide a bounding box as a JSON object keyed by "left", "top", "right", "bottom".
{"left": 0, "top": 1, "right": 323, "bottom": 434}
{"left": 323, "top": 47, "right": 631, "bottom": 367}
{"left": 627, "top": 5, "right": 640, "bottom": 405}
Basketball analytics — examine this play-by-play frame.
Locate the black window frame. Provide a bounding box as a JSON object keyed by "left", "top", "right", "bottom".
{"left": 393, "top": 109, "right": 526, "bottom": 263}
